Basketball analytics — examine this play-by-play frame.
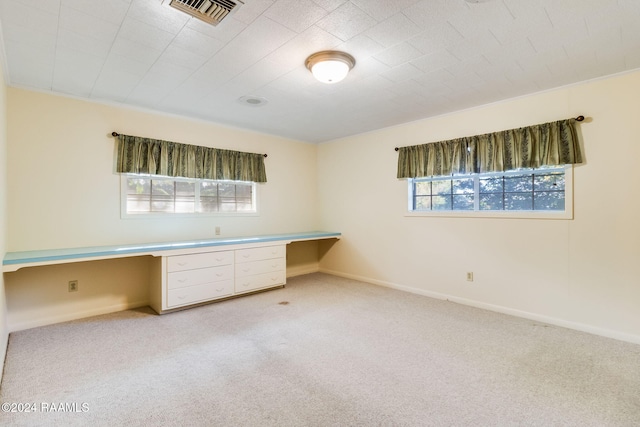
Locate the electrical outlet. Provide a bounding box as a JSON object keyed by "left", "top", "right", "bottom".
{"left": 466, "top": 272, "right": 474, "bottom": 282}
{"left": 215, "top": 226, "right": 221, "bottom": 236}
{"left": 68, "top": 280, "right": 78, "bottom": 292}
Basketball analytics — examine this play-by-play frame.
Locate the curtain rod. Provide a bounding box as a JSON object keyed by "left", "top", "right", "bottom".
{"left": 393, "top": 115, "right": 585, "bottom": 152}
{"left": 111, "top": 132, "right": 268, "bottom": 158}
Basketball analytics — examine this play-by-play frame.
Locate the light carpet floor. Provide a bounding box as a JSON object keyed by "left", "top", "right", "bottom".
{"left": 1, "top": 273, "right": 640, "bottom": 426}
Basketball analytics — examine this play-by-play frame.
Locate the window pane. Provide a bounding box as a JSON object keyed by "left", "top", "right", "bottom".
{"left": 505, "top": 193, "right": 533, "bottom": 210}
{"left": 480, "top": 193, "right": 503, "bottom": 210}
{"left": 175, "top": 181, "right": 195, "bottom": 213}
{"left": 235, "top": 184, "right": 252, "bottom": 198}
{"left": 534, "top": 191, "right": 565, "bottom": 210}
{"left": 432, "top": 180, "right": 451, "bottom": 195}
{"left": 127, "top": 178, "right": 150, "bottom": 195}
{"left": 126, "top": 178, "right": 151, "bottom": 213}
{"left": 504, "top": 175, "right": 532, "bottom": 192}
{"left": 479, "top": 177, "right": 502, "bottom": 193}
{"left": 452, "top": 178, "right": 474, "bottom": 194}
{"left": 432, "top": 195, "right": 451, "bottom": 210}
{"left": 151, "top": 180, "right": 174, "bottom": 212}
{"left": 218, "top": 183, "right": 236, "bottom": 197}
{"left": 414, "top": 196, "right": 431, "bottom": 211}
{"left": 200, "top": 182, "right": 218, "bottom": 196}
{"left": 220, "top": 201, "right": 237, "bottom": 212}
{"left": 535, "top": 173, "right": 564, "bottom": 191}
{"left": 452, "top": 194, "right": 473, "bottom": 210}
{"left": 127, "top": 195, "right": 150, "bottom": 213}
{"left": 198, "top": 197, "right": 218, "bottom": 213}
{"left": 414, "top": 182, "right": 431, "bottom": 196}
{"left": 236, "top": 198, "right": 253, "bottom": 212}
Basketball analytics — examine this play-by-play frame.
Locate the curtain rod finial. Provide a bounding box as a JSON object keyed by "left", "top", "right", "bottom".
{"left": 575, "top": 116, "right": 584, "bottom": 122}
{"left": 111, "top": 132, "right": 119, "bottom": 137}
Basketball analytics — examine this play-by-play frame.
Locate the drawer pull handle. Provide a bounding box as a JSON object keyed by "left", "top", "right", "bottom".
{"left": 215, "top": 273, "right": 223, "bottom": 277}
{"left": 216, "top": 287, "right": 224, "bottom": 292}
{"left": 242, "top": 254, "right": 251, "bottom": 258}
{"left": 177, "top": 262, "right": 188, "bottom": 266}
{"left": 177, "top": 295, "right": 186, "bottom": 300}
{"left": 215, "top": 257, "right": 225, "bottom": 261}
{"left": 242, "top": 268, "right": 250, "bottom": 272}
{"left": 178, "top": 278, "right": 188, "bottom": 283}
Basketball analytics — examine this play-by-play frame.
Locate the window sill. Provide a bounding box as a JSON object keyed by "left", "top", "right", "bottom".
{"left": 404, "top": 210, "right": 573, "bottom": 220}
{"left": 121, "top": 211, "right": 260, "bottom": 219}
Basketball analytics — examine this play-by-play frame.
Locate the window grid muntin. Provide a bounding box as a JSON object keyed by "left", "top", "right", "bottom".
{"left": 410, "top": 167, "right": 565, "bottom": 213}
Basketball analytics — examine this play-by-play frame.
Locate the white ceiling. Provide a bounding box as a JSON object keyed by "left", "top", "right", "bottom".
{"left": 0, "top": 0, "right": 639, "bottom": 143}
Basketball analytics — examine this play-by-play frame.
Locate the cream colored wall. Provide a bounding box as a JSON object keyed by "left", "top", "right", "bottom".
{"left": 7, "top": 88, "right": 319, "bottom": 250}
{"left": 5, "top": 88, "right": 320, "bottom": 331}
{"left": 5, "top": 257, "right": 150, "bottom": 331}
{"left": 318, "top": 70, "right": 640, "bottom": 343}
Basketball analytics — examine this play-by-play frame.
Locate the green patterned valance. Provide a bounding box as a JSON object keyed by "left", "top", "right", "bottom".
{"left": 116, "top": 134, "right": 267, "bottom": 183}
{"left": 397, "top": 118, "right": 583, "bottom": 179}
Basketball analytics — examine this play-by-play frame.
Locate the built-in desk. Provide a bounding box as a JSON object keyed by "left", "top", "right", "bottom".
{"left": 3, "top": 231, "right": 341, "bottom": 314}
{"left": 2, "top": 231, "right": 341, "bottom": 272}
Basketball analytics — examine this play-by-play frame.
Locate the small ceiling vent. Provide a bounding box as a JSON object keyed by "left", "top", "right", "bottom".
{"left": 168, "top": 0, "right": 244, "bottom": 26}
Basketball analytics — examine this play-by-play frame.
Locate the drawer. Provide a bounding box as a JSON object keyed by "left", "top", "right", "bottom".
{"left": 235, "top": 245, "right": 285, "bottom": 263}
{"left": 235, "top": 258, "right": 285, "bottom": 278}
{"left": 168, "top": 265, "right": 234, "bottom": 290}
{"left": 167, "top": 279, "right": 234, "bottom": 308}
{"left": 235, "top": 271, "right": 285, "bottom": 294}
{"left": 167, "top": 251, "right": 233, "bottom": 272}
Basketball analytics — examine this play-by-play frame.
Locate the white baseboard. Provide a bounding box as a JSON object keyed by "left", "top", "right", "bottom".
{"left": 8, "top": 300, "right": 150, "bottom": 333}
{"left": 287, "top": 265, "right": 320, "bottom": 278}
{"left": 319, "top": 268, "right": 640, "bottom": 346}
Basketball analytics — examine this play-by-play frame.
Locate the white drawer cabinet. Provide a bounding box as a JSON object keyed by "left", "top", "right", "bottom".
{"left": 235, "top": 245, "right": 286, "bottom": 294}
{"left": 150, "top": 244, "right": 286, "bottom": 313}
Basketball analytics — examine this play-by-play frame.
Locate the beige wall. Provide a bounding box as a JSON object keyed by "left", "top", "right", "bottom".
{"left": 4, "top": 89, "right": 320, "bottom": 331}
{"left": 7, "top": 88, "right": 319, "bottom": 250}
{"left": 0, "top": 52, "right": 7, "bottom": 377}
{"left": 318, "top": 70, "right": 640, "bottom": 343}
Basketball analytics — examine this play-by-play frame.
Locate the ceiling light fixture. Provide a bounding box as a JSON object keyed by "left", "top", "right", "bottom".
{"left": 305, "top": 51, "right": 356, "bottom": 84}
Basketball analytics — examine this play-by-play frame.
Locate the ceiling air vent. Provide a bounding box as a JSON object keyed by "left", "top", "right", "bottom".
{"left": 168, "top": 0, "right": 244, "bottom": 26}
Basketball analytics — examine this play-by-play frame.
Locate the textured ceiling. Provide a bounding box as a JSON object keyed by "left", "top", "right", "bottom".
{"left": 0, "top": 0, "right": 639, "bottom": 143}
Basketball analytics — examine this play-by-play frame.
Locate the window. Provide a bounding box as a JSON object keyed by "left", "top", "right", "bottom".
{"left": 122, "top": 174, "right": 257, "bottom": 216}
{"left": 408, "top": 166, "right": 571, "bottom": 218}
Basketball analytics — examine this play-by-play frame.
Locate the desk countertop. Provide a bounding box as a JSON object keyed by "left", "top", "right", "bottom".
{"left": 2, "top": 231, "right": 341, "bottom": 272}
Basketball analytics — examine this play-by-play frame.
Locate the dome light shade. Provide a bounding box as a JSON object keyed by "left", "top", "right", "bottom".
{"left": 305, "top": 51, "right": 355, "bottom": 84}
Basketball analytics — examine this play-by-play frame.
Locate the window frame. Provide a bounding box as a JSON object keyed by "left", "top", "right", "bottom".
{"left": 405, "top": 165, "right": 573, "bottom": 220}
{"left": 120, "top": 174, "right": 260, "bottom": 219}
